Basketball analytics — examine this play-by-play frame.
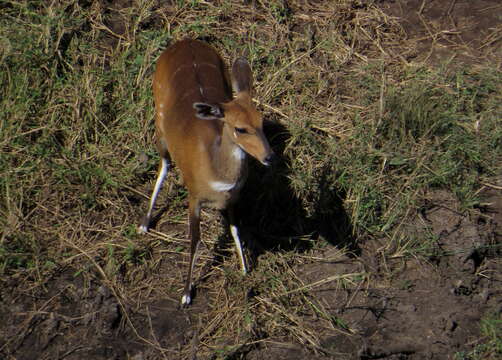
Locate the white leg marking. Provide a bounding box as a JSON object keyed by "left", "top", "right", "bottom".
{"left": 230, "top": 225, "right": 247, "bottom": 274}
{"left": 181, "top": 294, "right": 191, "bottom": 305}
{"left": 138, "top": 224, "right": 149, "bottom": 234}
{"left": 189, "top": 241, "right": 201, "bottom": 281}
{"left": 138, "top": 158, "right": 170, "bottom": 234}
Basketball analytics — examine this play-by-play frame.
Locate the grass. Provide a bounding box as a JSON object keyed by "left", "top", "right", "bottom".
{"left": 1, "top": 0, "right": 501, "bottom": 358}
{"left": 455, "top": 312, "right": 502, "bottom": 359}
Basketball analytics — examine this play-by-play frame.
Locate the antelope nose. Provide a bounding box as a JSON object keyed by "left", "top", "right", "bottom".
{"left": 263, "top": 152, "right": 276, "bottom": 167}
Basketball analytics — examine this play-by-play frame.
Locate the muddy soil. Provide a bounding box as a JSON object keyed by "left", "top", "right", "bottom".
{"left": 1, "top": 1, "right": 501, "bottom": 359}
{"left": 294, "top": 185, "right": 502, "bottom": 359}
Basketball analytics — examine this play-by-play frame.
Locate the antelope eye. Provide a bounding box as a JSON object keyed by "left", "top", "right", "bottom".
{"left": 235, "top": 127, "right": 248, "bottom": 134}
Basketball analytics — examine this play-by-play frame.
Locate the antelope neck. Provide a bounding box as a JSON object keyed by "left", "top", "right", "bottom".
{"left": 209, "top": 124, "right": 246, "bottom": 187}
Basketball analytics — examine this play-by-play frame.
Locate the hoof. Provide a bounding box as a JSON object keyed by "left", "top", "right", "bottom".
{"left": 138, "top": 216, "right": 150, "bottom": 234}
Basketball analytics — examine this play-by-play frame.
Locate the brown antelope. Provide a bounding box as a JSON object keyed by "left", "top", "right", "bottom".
{"left": 139, "top": 39, "right": 274, "bottom": 306}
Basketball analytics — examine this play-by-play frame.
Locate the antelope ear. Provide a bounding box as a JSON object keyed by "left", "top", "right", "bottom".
{"left": 193, "top": 102, "right": 224, "bottom": 120}
{"left": 231, "top": 58, "right": 253, "bottom": 95}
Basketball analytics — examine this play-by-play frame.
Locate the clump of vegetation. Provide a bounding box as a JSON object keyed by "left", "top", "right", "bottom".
{"left": 1, "top": 0, "right": 501, "bottom": 359}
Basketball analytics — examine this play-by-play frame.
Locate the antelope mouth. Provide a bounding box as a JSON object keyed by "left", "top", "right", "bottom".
{"left": 261, "top": 152, "right": 276, "bottom": 167}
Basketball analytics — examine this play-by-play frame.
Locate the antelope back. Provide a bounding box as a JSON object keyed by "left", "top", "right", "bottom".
{"left": 153, "top": 39, "right": 232, "bottom": 112}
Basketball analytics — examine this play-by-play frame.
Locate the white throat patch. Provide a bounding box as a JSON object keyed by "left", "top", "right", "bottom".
{"left": 210, "top": 181, "right": 236, "bottom": 192}
{"left": 233, "top": 146, "right": 245, "bottom": 161}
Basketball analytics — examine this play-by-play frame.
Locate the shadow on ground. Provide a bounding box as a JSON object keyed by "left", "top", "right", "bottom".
{"left": 235, "top": 119, "right": 357, "bottom": 258}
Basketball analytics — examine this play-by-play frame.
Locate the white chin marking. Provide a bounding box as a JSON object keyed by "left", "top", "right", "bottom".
{"left": 210, "top": 181, "right": 236, "bottom": 192}
{"left": 181, "top": 294, "right": 191, "bottom": 305}
{"left": 138, "top": 225, "right": 148, "bottom": 234}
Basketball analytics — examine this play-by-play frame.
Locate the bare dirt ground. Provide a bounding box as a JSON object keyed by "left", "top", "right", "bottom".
{"left": 382, "top": 0, "right": 502, "bottom": 65}
{"left": 1, "top": 1, "right": 501, "bottom": 359}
